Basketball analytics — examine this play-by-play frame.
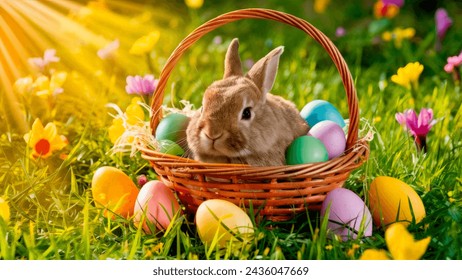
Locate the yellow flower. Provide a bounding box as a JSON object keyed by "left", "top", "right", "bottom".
{"left": 359, "top": 223, "right": 431, "bottom": 260}
{"left": 185, "top": 0, "right": 204, "bottom": 9}
{"left": 33, "top": 71, "right": 68, "bottom": 98}
{"left": 0, "top": 196, "right": 10, "bottom": 223}
{"left": 382, "top": 27, "right": 415, "bottom": 48}
{"left": 108, "top": 117, "right": 125, "bottom": 144}
{"left": 108, "top": 98, "right": 146, "bottom": 144}
{"left": 23, "top": 118, "right": 68, "bottom": 159}
{"left": 391, "top": 62, "right": 424, "bottom": 89}
{"left": 314, "top": 0, "right": 330, "bottom": 13}
{"left": 386, "top": 223, "right": 431, "bottom": 260}
{"left": 125, "top": 98, "right": 145, "bottom": 125}
{"left": 129, "top": 31, "right": 160, "bottom": 55}
{"left": 359, "top": 249, "right": 390, "bottom": 260}
{"left": 14, "top": 76, "right": 34, "bottom": 95}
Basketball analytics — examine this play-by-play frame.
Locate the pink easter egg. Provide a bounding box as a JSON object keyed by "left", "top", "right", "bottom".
{"left": 308, "top": 120, "right": 346, "bottom": 159}
{"left": 320, "top": 188, "right": 373, "bottom": 241}
{"left": 133, "top": 180, "right": 181, "bottom": 233}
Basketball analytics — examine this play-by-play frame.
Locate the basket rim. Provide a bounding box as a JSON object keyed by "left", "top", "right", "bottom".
{"left": 138, "top": 137, "right": 369, "bottom": 180}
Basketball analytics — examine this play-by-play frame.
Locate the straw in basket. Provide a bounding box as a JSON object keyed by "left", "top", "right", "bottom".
{"left": 138, "top": 8, "right": 370, "bottom": 222}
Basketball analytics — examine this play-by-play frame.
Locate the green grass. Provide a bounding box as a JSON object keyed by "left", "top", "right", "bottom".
{"left": 1, "top": 0, "right": 461, "bottom": 260}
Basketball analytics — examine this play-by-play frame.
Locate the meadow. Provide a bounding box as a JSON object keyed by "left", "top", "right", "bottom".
{"left": 0, "top": 0, "right": 461, "bottom": 260}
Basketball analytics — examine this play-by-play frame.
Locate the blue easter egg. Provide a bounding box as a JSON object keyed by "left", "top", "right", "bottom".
{"left": 300, "top": 100, "right": 345, "bottom": 128}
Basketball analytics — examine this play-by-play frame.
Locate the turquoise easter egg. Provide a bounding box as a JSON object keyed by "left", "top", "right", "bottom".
{"left": 300, "top": 100, "right": 345, "bottom": 128}
{"left": 155, "top": 113, "right": 189, "bottom": 143}
{"left": 286, "top": 136, "right": 328, "bottom": 165}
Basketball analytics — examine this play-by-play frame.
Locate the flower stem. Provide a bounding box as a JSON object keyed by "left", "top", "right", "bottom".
{"left": 452, "top": 67, "right": 460, "bottom": 85}
{"left": 414, "top": 135, "right": 427, "bottom": 153}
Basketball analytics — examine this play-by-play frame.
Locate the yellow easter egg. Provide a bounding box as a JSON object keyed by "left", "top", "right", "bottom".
{"left": 91, "top": 166, "right": 139, "bottom": 218}
{"left": 195, "top": 199, "right": 254, "bottom": 248}
{"left": 369, "top": 176, "right": 426, "bottom": 227}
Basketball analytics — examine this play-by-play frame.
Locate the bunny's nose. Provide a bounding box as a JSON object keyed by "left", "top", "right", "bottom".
{"left": 204, "top": 131, "right": 223, "bottom": 141}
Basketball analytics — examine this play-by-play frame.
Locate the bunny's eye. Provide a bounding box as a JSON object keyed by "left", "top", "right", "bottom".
{"left": 242, "top": 107, "right": 252, "bottom": 120}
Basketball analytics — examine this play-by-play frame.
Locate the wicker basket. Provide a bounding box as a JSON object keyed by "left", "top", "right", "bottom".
{"left": 138, "top": 8, "right": 369, "bottom": 222}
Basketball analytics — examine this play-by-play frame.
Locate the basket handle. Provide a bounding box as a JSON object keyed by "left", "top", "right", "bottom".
{"left": 150, "top": 8, "right": 359, "bottom": 149}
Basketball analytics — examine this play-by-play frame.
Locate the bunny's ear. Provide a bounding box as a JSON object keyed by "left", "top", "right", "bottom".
{"left": 223, "top": 38, "right": 243, "bottom": 78}
{"left": 246, "top": 46, "right": 284, "bottom": 95}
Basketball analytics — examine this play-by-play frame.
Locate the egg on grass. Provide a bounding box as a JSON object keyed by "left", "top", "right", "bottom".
{"left": 91, "top": 166, "right": 140, "bottom": 219}
{"left": 320, "top": 188, "right": 373, "bottom": 241}
{"left": 195, "top": 199, "right": 254, "bottom": 248}
{"left": 133, "top": 180, "right": 181, "bottom": 233}
{"left": 369, "top": 176, "right": 426, "bottom": 227}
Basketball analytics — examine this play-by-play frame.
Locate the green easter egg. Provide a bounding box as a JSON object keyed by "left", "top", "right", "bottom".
{"left": 286, "top": 136, "right": 328, "bottom": 165}
{"left": 155, "top": 113, "right": 189, "bottom": 143}
{"left": 158, "top": 139, "right": 184, "bottom": 156}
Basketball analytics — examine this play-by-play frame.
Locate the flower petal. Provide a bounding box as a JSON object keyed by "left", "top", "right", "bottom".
{"left": 43, "top": 122, "right": 58, "bottom": 141}
{"left": 385, "top": 223, "right": 430, "bottom": 260}
{"left": 395, "top": 112, "right": 406, "bottom": 126}
{"left": 359, "top": 249, "right": 390, "bottom": 260}
{"left": 24, "top": 118, "right": 44, "bottom": 147}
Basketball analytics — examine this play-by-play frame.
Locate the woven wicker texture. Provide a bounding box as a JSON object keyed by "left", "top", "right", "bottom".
{"left": 139, "top": 8, "right": 369, "bottom": 222}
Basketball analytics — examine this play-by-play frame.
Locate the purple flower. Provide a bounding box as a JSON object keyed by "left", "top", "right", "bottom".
{"left": 396, "top": 108, "right": 437, "bottom": 152}
{"left": 97, "top": 39, "right": 119, "bottom": 60}
{"left": 435, "top": 8, "right": 452, "bottom": 40}
{"left": 335, "top": 27, "right": 346, "bottom": 37}
{"left": 28, "top": 49, "right": 60, "bottom": 72}
{"left": 125, "top": 74, "right": 158, "bottom": 96}
{"left": 382, "top": 0, "right": 404, "bottom": 8}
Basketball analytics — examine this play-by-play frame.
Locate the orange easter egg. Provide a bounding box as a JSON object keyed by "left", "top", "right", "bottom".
{"left": 91, "top": 166, "right": 139, "bottom": 218}
{"left": 369, "top": 176, "right": 426, "bottom": 227}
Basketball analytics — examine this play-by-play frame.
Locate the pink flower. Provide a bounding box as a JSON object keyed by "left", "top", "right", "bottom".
{"left": 97, "top": 39, "right": 119, "bottom": 60}
{"left": 137, "top": 174, "right": 148, "bottom": 187}
{"left": 125, "top": 74, "right": 158, "bottom": 96}
{"left": 28, "top": 49, "right": 60, "bottom": 72}
{"left": 435, "top": 8, "right": 452, "bottom": 40}
{"left": 396, "top": 108, "right": 437, "bottom": 152}
{"left": 444, "top": 52, "right": 462, "bottom": 73}
{"left": 396, "top": 108, "right": 436, "bottom": 136}
{"left": 335, "top": 27, "right": 346, "bottom": 37}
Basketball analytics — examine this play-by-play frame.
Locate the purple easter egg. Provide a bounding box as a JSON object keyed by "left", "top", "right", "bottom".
{"left": 320, "top": 188, "right": 373, "bottom": 241}
{"left": 308, "top": 120, "right": 346, "bottom": 159}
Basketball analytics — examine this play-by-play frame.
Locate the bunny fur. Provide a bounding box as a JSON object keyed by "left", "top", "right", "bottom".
{"left": 186, "top": 38, "right": 309, "bottom": 166}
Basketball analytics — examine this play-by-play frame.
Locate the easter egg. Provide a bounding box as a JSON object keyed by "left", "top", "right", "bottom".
{"left": 195, "top": 199, "right": 254, "bottom": 248}
{"left": 368, "top": 176, "right": 426, "bottom": 227}
{"left": 309, "top": 120, "right": 346, "bottom": 159}
{"left": 286, "top": 136, "right": 328, "bottom": 165}
{"left": 155, "top": 113, "right": 189, "bottom": 144}
{"left": 158, "top": 139, "right": 184, "bottom": 156}
{"left": 133, "top": 180, "right": 181, "bottom": 233}
{"left": 321, "top": 188, "right": 373, "bottom": 241}
{"left": 300, "top": 100, "right": 345, "bottom": 128}
{"left": 91, "top": 166, "right": 139, "bottom": 218}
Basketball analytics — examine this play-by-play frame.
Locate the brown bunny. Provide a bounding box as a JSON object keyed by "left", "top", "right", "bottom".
{"left": 186, "top": 38, "right": 309, "bottom": 166}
